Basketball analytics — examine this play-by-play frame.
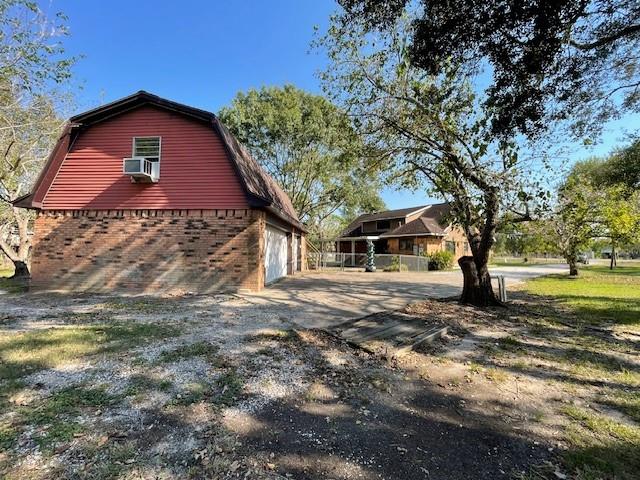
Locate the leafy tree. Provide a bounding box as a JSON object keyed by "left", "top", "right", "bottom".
{"left": 568, "top": 143, "right": 640, "bottom": 268}
{"left": 494, "top": 222, "right": 560, "bottom": 258}
{"left": 218, "top": 85, "right": 384, "bottom": 245}
{"left": 557, "top": 151, "right": 640, "bottom": 272}
{"left": 573, "top": 140, "right": 640, "bottom": 192}
{"left": 553, "top": 175, "right": 598, "bottom": 276}
{"left": 337, "top": 0, "right": 640, "bottom": 139}
{"left": 0, "top": 0, "right": 75, "bottom": 278}
{"left": 318, "top": 14, "right": 547, "bottom": 306}
{"left": 598, "top": 185, "right": 640, "bottom": 268}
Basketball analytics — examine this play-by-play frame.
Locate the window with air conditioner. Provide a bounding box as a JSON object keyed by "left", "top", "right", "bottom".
{"left": 123, "top": 137, "right": 161, "bottom": 182}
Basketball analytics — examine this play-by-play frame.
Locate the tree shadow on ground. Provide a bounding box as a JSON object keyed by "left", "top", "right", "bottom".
{"left": 227, "top": 330, "right": 553, "bottom": 480}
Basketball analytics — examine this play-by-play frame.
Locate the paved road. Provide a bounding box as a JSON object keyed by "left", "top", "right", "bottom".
{"left": 241, "top": 264, "right": 568, "bottom": 329}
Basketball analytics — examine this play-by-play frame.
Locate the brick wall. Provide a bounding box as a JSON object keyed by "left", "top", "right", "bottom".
{"left": 31, "top": 209, "right": 265, "bottom": 294}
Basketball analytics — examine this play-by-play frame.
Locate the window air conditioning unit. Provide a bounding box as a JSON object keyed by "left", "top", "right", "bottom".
{"left": 123, "top": 157, "right": 159, "bottom": 183}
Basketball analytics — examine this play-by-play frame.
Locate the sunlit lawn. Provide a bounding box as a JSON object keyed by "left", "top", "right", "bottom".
{"left": 0, "top": 267, "right": 13, "bottom": 277}
{"left": 513, "top": 266, "right": 640, "bottom": 479}
{"left": 524, "top": 265, "right": 640, "bottom": 327}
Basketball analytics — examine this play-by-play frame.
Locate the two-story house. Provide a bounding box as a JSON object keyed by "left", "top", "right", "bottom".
{"left": 14, "top": 91, "right": 306, "bottom": 293}
{"left": 337, "top": 203, "right": 469, "bottom": 260}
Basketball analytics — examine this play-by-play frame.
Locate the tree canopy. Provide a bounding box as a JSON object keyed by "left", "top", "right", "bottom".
{"left": 338, "top": 0, "right": 640, "bottom": 139}
{"left": 555, "top": 142, "right": 640, "bottom": 273}
{"left": 218, "top": 84, "right": 384, "bottom": 239}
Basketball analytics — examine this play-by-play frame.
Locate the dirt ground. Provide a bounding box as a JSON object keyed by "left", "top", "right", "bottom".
{"left": 0, "top": 288, "right": 635, "bottom": 479}
{"left": 240, "top": 264, "right": 568, "bottom": 329}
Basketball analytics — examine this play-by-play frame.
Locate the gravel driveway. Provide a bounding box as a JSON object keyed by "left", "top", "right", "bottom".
{"left": 241, "top": 264, "right": 568, "bottom": 329}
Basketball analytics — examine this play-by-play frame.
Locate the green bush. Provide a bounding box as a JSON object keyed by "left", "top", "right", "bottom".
{"left": 384, "top": 256, "right": 409, "bottom": 272}
{"left": 428, "top": 250, "right": 454, "bottom": 270}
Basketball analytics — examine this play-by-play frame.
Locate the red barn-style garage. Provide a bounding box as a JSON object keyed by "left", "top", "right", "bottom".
{"left": 14, "top": 91, "right": 306, "bottom": 293}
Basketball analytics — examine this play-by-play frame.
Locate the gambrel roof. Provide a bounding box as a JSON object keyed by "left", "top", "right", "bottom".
{"left": 14, "top": 91, "right": 302, "bottom": 230}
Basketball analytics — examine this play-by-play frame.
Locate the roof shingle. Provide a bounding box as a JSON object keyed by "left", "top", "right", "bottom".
{"left": 380, "top": 216, "right": 445, "bottom": 237}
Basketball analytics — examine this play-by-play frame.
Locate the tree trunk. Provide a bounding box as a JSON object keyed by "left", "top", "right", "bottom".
{"left": 0, "top": 207, "right": 33, "bottom": 279}
{"left": 11, "top": 260, "right": 30, "bottom": 279}
{"left": 568, "top": 258, "right": 578, "bottom": 276}
{"left": 610, "top": 244, "right": 616, "bottom": 270}
{"left": 458, "top": 255, "right": 501, "bottom": 307}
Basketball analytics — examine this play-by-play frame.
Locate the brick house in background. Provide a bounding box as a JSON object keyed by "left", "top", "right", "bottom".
{"left": 337, "top": 203, "right": 469, "bottom": 260}
{"left": 14, "top": 91, "right": 306, "bottom": 293}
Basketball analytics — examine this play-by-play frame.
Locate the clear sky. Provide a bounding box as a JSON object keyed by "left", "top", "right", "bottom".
{"left": 43, "top": 0, "right": 638, "bottom": 210}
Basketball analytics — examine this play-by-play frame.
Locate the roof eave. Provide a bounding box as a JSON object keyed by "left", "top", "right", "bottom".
{"left": 263, "top": 205, "right": 307, "bottom": 233}
{"left": 380, "top": 232, "right": 445, "bottom": 238}
{"left": 11, "top": 193, "right": 38, "bottom": 209}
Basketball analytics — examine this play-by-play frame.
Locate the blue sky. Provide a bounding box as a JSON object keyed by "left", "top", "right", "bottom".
{"left": 44, "top": 0, "right": 638, "bottom": 210}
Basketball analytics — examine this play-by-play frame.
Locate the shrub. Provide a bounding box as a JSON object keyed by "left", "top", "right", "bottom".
{"left": 384, "top": 255, "right": 409, "bottom": 272}
{"left": 428, "top": 250, "right": 454, "bottom": 270}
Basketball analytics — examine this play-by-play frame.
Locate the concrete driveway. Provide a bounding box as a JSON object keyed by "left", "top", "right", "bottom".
{"left": 241, "top": 264, "right": 568, "bottom": 329}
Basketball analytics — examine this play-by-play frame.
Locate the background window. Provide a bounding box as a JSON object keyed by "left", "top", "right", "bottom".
{"left": 376, "top": 220, "right": 391, "bottom": 230}
{"left": 399, "top": 239, "right": 413, "bottom": 251}
{"left": 446, "top": 241, "right": 456, "bottom": 253}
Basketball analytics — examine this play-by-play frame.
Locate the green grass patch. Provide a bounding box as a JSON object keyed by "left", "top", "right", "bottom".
{"left": 510, "top": 267, "right": 640, "bottom": 478}
{"left": 249, "top": 329, "right": 298, "bottom": 343}
{"left": 562, "top": 405, "right": 640, "bottom": 479}
{"left": 124, "top": 374, "right": 173, "bottom": 397}
{"left": 0, "top": 276, "right": 27, "bottom": 294}
{"left": 213, "top": 369, "right": 244, "bottom": 406}
{"left": 0, "top": 420, "right": 19, "bottom": 451}
{"left": 158, "top": 341, "right": 220, "bottom": 363}
{"left": 525, "top": 266, "right": 640, "bottom": 327}
{"left": 168, "top": 368, "right": 244, "bottom": 407}
{"left": 0, "top": 267, "right": 28, "bottom": 294}
{"left": 7, "top": 386, "right": 121, "bottom": 452}
{"left": 600, "top": 389, "right": 640, "bottom": 424}
{"left": 0, "top": 323, "right": 179, "bottom": 382}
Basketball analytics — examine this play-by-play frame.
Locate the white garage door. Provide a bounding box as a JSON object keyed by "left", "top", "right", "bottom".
{"left": 264, "top": 225, "right": 288, "bottom": 284}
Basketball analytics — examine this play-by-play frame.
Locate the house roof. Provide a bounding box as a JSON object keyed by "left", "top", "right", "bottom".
{"left": 341, "top": 205, "right": 431, "bottom": 237}
{"left": 340, "top": 202, "right": 451, "bottom": 238}
{"left": 13, "top": 91, "right": 303, "bottom": 230}
{"left": 380, "top": 216, "right": 446, "bottom": 237}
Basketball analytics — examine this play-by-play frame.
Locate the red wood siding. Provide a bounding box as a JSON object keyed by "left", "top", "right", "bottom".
{"left": 42, "top": 106, "right": 248, "bottom": 210}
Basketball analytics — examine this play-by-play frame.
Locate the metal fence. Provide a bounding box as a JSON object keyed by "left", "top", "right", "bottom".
{"left": 307, "top": 252, "right": 431, "bottom": 272}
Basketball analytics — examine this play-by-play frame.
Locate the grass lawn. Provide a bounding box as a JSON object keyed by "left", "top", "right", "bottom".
{"left": 513, "top": 266, "right": 640, "bottom": 479}
{"left": 525, "top": 265, "right": 640, "bottom": 327}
